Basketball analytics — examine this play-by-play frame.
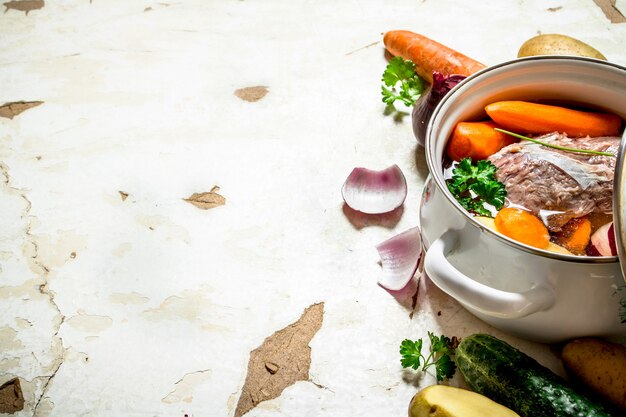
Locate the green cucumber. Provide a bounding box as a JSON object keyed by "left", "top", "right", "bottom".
{"left": 456, "top": 334, "right": 614, "bottom": 417}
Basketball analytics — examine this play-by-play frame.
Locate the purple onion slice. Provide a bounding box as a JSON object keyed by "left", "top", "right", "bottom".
{"left": 587, "top": 222, "right": 617, "bottom": 256}
{"left": 376, "top": 226, "right": 423, "bottom": 291}
{"left": 341, "top": 164, "right": 407, "bottom": 214}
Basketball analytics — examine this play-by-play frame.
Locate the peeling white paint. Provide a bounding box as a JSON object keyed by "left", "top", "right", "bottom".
{"left": 135, "top": 214, "right": 191, "bottom": 244}
{"left": 65, "top": 314, "right": 113, "bottom": 334}
{"left": 0, "top": 326, "right": 25, "bottom": 350}
{"left": 161, "top": 369, "right": 212, "bottom": 404}
{"left": 0, "top": 0, "right": 623, "bottom": 416}
{"left": 32, "top": 231, "right": 88, "bottom": 270}
{"left": 108, "top": 292, "right": 150, "bottom": 305}
{"left": 111, "top": 242, "right": 133, "bottom": 257}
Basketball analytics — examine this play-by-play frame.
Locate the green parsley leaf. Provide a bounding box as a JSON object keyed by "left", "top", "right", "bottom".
{"left": 447, "top": 158, "right": 506, "bottom": 218}
{"left": 382, "top": 57, "right": 416, "bottom": 86}
{"left": 471, "top": 180, "right": 506, "bottom": 208}
{"left": 381, "top": 57, "right": 425, "bottom": 108}
{"left": 473, "top": 159, "right": 497, "bottom": 182}
{"left": 400, "top": 333, "right": 458, "bottom": 381}
{"left": 428, "top": 332, "right": 454, "bottom": 356}
{"left": 399, "top": 339, "right": 423, "bottom": 370}
{"left": 434, "top": 354, "right": 456, "bottom": 381}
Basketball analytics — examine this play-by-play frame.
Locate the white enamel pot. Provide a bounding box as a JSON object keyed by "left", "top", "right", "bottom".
{"left": 419, "top": 56, "right": 626, "bottom": 344}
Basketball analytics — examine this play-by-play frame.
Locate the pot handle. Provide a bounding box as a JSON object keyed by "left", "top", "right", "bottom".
{"left": 424, "top": 229, "right": 555, "bottom": 319}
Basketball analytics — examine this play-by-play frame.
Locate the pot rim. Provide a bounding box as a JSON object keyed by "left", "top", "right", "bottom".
{"left": 425, "top": 55, "right": 626, "bottom": 265}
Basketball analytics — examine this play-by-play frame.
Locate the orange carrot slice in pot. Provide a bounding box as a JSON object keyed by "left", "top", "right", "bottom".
{"left": 552, "top": 216, "right": 592, "bottom": 255}
{"left": 494, "top": 207, "right": 550, "bottom": 249}
{"left": 446, "top": 121, "right": 517, "bottom": 161}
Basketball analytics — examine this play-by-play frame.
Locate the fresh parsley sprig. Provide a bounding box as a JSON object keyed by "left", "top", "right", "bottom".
{"left": 381, "top": 57, "right": 425, "bottom": 107}
{"left": 400, "top": 332, "right": 458, "bottom": 381}
{"left": 446, "top": 158, "right": 506, "bottom": 217}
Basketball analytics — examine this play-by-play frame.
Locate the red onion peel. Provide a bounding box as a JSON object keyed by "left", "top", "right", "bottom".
{"left": 587, "top": 222, "right": 618, "bottom": 256}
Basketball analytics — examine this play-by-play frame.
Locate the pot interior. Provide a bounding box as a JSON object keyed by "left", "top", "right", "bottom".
{"left": 425, "top": 56, "right": 626, "bottom": 263}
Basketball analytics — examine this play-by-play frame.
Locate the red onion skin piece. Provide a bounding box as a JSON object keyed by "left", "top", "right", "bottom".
{"left": 412, "top": 72, "right": 466, "bottom": 147}
{"left": 376, "top": 226, "right": 423, "bottom": 291}
{"left": 341, "top": 165, "right": 407, "bottom": 214}
{"left": 608, "top": 223, "right": 617, "bottom": 254}
{"left": 587, "top": 222, "right": 617, "bottom": 256}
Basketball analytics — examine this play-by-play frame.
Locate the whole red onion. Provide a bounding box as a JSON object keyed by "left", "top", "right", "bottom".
{"left": 412, "top": 72, "right": 467, "bottom": 146}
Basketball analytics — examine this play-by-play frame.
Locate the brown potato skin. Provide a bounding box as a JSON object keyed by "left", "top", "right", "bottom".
{"left": 562, "top": 337, "right": 626, "bottom": 412}
{"left": 518, "top": 34, "right": 607, "bottom": 60}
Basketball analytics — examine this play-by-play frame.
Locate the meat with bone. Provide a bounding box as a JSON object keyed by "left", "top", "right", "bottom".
{"left": 487, "top": 133, "right": 619, "bottom": 231}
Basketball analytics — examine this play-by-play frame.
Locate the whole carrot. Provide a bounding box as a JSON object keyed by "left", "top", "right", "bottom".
{"left": 446, "top": 121, "right": 517, "bottom": 161}
{"left": 383, "top": 30, "right": 486, "bottom": 84}
{"left": 485, "top": 101, "right": 623, "bottom": 138}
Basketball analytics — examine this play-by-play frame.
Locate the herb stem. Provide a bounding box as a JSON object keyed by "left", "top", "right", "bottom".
{"left": 494, "top": 128, "right": 615, "bottom": 157}
{"left": 422, "top": 351, "right": 435, "bottom": 372}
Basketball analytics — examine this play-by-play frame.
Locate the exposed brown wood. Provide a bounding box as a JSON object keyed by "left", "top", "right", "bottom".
{"left": 593, "top": 0, "right": 626, "bottom": 23}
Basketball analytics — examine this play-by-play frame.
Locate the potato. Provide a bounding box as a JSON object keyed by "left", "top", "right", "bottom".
{"left": 562, "top": 337, "right": 626, "bottom": 412}
{"left": 408, "top": 385, "right": 520, "bottom": 417}
{"left": 518, "top": 34, "right": 606, "bottom": 60}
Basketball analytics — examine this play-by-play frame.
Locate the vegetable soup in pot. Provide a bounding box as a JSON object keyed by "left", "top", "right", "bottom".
{"left": 442, "top": 99, "right": 624, "bottom": 257}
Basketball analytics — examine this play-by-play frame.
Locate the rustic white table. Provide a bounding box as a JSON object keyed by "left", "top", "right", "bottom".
{"left": 1, "top": 1, "right": 625, "bottom": 416}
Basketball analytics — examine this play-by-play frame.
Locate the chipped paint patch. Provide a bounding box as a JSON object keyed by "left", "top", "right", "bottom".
{"left": 593, "top": 0, "right": 626, "bottom": 22}
{"left": 184, "top": 186, "right": 225, "bottom": 210}
{"left": 0, "top": 326, "right": 24, "bottom": 350}
{"left": 0, "top": 378, "right": 24, "bottom": 413}
{"left": 40, "top": 161, "right": 69, "bottom": 174}
{"left": 234, "top": 86, "right": 269, "bottom": 102}
{"left": 144, "top": 291, "right": 207, "bottom": 321}
{"left": 161, "top": 370, "right": 211, "bottom": 404}
{"left": 33, "top": 396, "right": 54, "bottom": 416}
{"left": 234, "top": 303, "right": 324, "bottom": 417}
{"left": 142, "top": 290, "right": 229, "bottom": 331}
{"left": 0, "top": 161, "right": 66, "bottom": 415}
{"left": 135, "top": 215, "right": 191, "bottom": 243}
{"left": 65, "top": 314, "right": 113, "bottom": 333}
{"left": 33, "top": 231, "right": 88, "bottom": 270}
{"left": 109, "top": 292, "right": 150, "bottom": 305}
{"left": 64, "top": 349, "right": 89, "bottom": 364}
{"left": 143, "top": 292, "right": 206, "bottom": 322}
{"left": 112, "top": 242, "right": 132, "bottom": 257}
{"left": 0, "top": 357, "right": 21, "bottom": 373}
{"left": 0, "top": 101, "right": 43, "bottom": 118}
{"left": 3, "top": 0, "right": 44, "bottom": 15}
{"left": 14, "top": 318, "right": 32, "bottom": 329}
{"left": 0, "top": 279, "right": 42, "bottom": 299}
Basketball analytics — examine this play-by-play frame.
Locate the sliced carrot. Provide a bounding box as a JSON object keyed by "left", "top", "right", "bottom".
{"left": 446, "top": 121, "right": 517, "bottom": 161}
{"left": 552, "top": 216, "right": 592, "bottom": 255}
{"left": 476, "top": 215, "right": 573, "bottom": 255}
{"left": 484, "top": 101, "right": 622, "bottom": 137}
{"left": 494, "top": 207, "right": 550, "bottom": 249}
{"left": 383, "top": 30, "right": 486, "bottom": 84}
